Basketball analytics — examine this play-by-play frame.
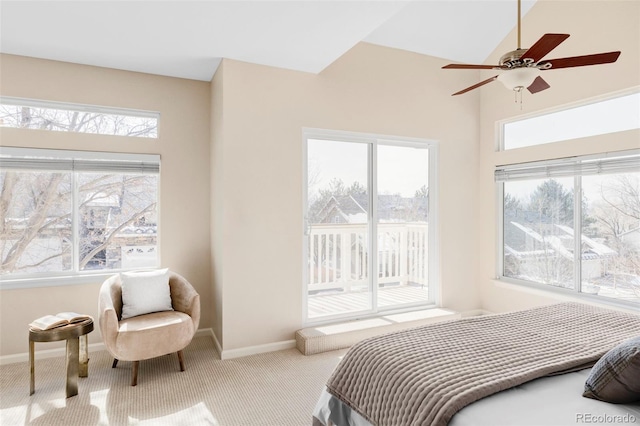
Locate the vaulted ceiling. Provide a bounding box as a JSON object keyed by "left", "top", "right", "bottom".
{"left": 0, "top": 1, "right": 535, "bottom": 81}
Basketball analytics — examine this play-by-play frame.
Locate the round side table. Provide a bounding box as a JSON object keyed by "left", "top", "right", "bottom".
{"left": 29, "top": 318, "right": 94, "bottom": 398}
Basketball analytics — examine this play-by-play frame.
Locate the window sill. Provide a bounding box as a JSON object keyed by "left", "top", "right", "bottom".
{"left": 296, "top": 307, "right": 460, "bottom": 355}
{"left": 492, "top": 277, "right": 640, "bottom": 314}
{"left": 1, "top": 272, "right": 117, "bottom": 290}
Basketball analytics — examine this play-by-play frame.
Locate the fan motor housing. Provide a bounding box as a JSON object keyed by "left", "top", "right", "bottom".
{"left": 499, "top": 49, "right": 534, "bottom": 68}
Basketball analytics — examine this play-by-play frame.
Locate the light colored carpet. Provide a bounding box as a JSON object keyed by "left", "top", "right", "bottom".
{"left": 0, "top": 336, "right": 346, "bottom": 425}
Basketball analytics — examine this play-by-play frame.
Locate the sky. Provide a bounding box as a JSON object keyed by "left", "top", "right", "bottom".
{"left": 307, "top": 138, "right": 429, "bottom": 198}
{"left": 504, "top": 92, "right": 640, "bottom": 149}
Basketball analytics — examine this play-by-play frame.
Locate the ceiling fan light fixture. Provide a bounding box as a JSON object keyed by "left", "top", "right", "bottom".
{"left": 442, "top": 0, "right": 621, "bottom": 97}
{"left": 497, "top": 67, "right": 541, "bottom": 91}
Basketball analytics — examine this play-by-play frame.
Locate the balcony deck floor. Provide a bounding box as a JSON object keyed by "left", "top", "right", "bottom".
{"left": 308, "top": 285, "right": 429, "bottom": 319}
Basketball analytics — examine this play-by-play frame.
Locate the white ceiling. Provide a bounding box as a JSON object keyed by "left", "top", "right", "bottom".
{"left": 0, "top": 0, "right": 536, "bottom": 82}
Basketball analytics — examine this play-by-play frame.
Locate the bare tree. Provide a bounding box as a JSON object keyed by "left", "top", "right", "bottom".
{"left": 78, "top": 201, "right": 156, "bottom": 270}
{"left": 591, "top": 174, "right": 640, "bottom": 279}
{"left": 600, "top": 174, "right": 640, "bottom": 221}
{"left": 0, "top": 105, "right": 158, "bottom": 276}
{"left": 0, "top": 172, "right": 157, "bottom": 274}
{"left": 0, "top": 104, "right": 157, "bottom": 137}
{"left": 0, "top": 173, "right": 67, "bottom": 272}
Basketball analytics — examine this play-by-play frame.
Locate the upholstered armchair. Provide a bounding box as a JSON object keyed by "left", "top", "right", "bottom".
{"left": 98, "top": 271, "right": 200, "bottom": 386}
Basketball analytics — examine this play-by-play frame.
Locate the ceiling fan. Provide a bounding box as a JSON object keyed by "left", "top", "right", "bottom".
{"left": 443, "top": 0, "right": 621, "bottom": 96}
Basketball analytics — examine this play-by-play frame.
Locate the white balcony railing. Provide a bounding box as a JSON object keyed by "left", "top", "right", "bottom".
{"left": 307, "top": 222, "right": 428, "bottom": 294}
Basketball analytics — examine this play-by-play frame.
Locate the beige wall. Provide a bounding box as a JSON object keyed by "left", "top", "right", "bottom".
{"left": 1, "top": 43, "right": 482, "bottom": 357}
{"left": 477, "top": 0, "right": 640, "bottom": 314}
{"left": 210, "top": 61, "right": 225, "bottom": 346}
{"left": 3, "top": 1, "right": 636, "bottom": 359}
{"left": 0, "top": 54, "right": 212, "bottom": 356}
{"left": 213, "top": 42, "right": 482, "bottom": 351}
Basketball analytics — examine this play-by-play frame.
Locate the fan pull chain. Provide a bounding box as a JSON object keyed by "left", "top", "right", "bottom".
{"left": 519, "top": 90, "right": 523, "bottom": 109}
{"left": 514, "top": 89, "right": 524, "bottom": 109}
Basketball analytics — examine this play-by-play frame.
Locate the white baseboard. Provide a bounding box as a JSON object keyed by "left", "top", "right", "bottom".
{"left": 196, "top": 328, "right": 222, "bottom": 358}
{"left": 2, "top": 328, "right": 215, "bottom": 365}
{"left": 1, "top": 328, "right": 298, "bottom": 365}
{"left": 219, "top": 339, "right": 297, "bottom": 360}
{"left": 0, "top": 342, "right": 106, "bottom": 366}
{"left": 195, "top": 328, "right": 215, "bottom": 340}
{"left": 198, "top": 327, "right": 296, "bottom": 360}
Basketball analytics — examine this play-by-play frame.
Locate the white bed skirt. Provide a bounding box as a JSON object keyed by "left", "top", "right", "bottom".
{"left": 313, "top": 368, "right": 640, "bottom": 426}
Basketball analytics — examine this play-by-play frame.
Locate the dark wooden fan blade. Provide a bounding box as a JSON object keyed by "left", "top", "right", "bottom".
{"left": 539, "top": 51, "right": 621, "bottom": 69}
{"left": 442, "top": 64, "right": 500, "bottom": 70}
{"left": 521, "top": 33, "right": 570, "bottom": 63}
{"left": 527, "top": 76, "right": 550, "bottom": 94}
{"left": 452, "top": 76, "right": 498, "bottom": 96}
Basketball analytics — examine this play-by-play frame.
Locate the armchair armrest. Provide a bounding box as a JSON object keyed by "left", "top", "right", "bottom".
{"left": 169, "top": 272, "right": 201, "bottom": 331}
{"left": 98, "top": 279, "right": 121, "bottom": 355}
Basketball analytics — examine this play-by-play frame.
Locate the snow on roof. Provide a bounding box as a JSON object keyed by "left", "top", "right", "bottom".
{"left": 555, "top": 224, "right": 617, "bottom": 256}
{"left": 509, "top": 221, "right": 617, "bottom": 260}
{"left": 510, "top": 222, "right": 544, "bottom": 242}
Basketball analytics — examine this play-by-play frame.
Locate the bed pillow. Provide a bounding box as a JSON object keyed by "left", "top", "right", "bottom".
{"left": 120, "top": 268, "right": 173, "bottom": 320}
{"left": 583, "top": 336, "right": 640, "bottom": 403}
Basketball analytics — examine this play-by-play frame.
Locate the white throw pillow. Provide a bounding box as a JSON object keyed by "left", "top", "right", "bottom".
{"left": 120, "top": 268, "right": 173, "bottom": 320}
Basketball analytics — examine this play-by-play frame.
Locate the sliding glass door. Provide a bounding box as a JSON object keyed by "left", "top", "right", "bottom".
{"left": 305, "top": 138, "right": 371, "bottom": 319}
{"left": 376, "top": 143, "right": 430, "bottom": 308}
{"left": 304, "top": 130, "right": 437, "bottom": 323}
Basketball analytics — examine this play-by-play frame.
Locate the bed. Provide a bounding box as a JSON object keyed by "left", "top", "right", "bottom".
{"left": 312, "top": 303, "right": 640, "bottom": 426}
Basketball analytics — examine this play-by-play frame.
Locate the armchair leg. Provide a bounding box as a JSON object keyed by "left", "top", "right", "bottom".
{"left": 131, "top": 361, "right": 139, "bottom": 386}
{"left": 112, "top": 359, "right": 118, "bottom": 368}
{"left": 177, "top": 350, "right": 185, "bottom": 371}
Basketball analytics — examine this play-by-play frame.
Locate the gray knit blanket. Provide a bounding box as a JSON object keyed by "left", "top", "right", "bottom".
{"left": 326, "top": 303, "right": 640, "bottom": 426}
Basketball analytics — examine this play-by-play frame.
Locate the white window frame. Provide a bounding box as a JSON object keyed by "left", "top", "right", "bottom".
{"left": 302, "top": 128, "right": 440, "bottom": 325}
{"left": 0, "top": 147, "right": 161, "bottom": 289}
{"left": 0, "top": 96, "right": 160, "bottom": 138}
{"left": 495, "top": 149, "right": 640, "bottom": 309}
{"left": 496, "top": 87, "right": 640, "bottom": 151}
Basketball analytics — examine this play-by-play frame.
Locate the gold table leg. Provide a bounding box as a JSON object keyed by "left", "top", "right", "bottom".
{"left": 66, "top": 337, "right": 79, "bottom": 398}
{"left": 29, "top": 319, "right": 92, "bottom": 398}
{"left": 29, "top": 340, "right": 35, "bottom": 396}
{"left": 79, "top": 334, "right": 89, "bottom": 377}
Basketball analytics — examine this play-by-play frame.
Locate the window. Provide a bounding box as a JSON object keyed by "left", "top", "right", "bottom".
{"left": 0, "top": 147, "right": 160, "bottom": 287}
{"left": 0, "top": 97, "right": 158, "bottom": 138}
{"left": 501, "top": 90, "right": 640, "bottom": 150}
{"left": 304, "top": 129, "right": 438, "bottom": 322}
{"left": 496, "top": 151, "right": 640, "bottom": 307}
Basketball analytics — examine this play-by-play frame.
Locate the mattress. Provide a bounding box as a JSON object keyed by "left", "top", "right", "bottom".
{"left": 313, "top": 368, "right": 640, "bottom": 426}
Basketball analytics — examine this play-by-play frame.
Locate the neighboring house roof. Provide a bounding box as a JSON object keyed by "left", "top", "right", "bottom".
{"left": 505, "top": 221, "right": 617, "bottom": 261}
{"left": 555, "top": 224, "right": 617, "bottom": 257}
{"left": 316, "top": 193, "right": 428, "bottom": 224}
{"left": 337, "top": 195, "right": 367, "bottom": 215}
{"left": 315, "top": 195, "right": 365, "bottom": 224}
